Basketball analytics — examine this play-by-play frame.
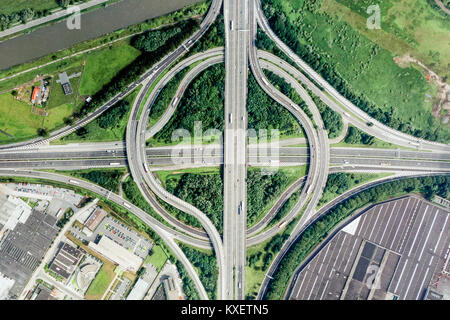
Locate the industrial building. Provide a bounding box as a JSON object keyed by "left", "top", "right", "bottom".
{"left": 88, "top": 236, "right": 143, "bottom": 272}
{"left": 49, "top": 242, "right": 84, "bottom": 281}
{"left": 0, "top": 210, "right": 59, "bottom": 298}
{"left": 126, "top": 278, "right": 150, "bottom": 300}
{"left": 84, "top": 208, "right": 106, "bottom": 232}
{"left": 288, "top": 196, "right": 450, "bottom": 300}
{"left": 0, "top": 193, "right": 32, "bottom": 235}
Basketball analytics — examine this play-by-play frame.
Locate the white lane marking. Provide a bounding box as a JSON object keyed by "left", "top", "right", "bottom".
{"left": 320, "top": 280, "right": 329, "bottom": 300}
{"left": 391, "top": 198, "right": 411, "bottom": 248}
{"left": 368, "top": 206, "right": 383, "bottom": 240}
{"left": 343, "top": 239, "right": 359, "bottom": 274}
{"left": 294, "top": 271, "right": 308, "bottom": 299}
{"left": 418, "top": 209, "right": 438, "bottom": 261}
{"left": 399, "top": 198, "right": 420, "bottom": 253}
{"left": 415, "top": 267, "right": 430, "bottom": 300}
{"left": 407, "top": 205, "right": 428, "bottom": 257}
{"left": 393, "top": 259, "right": 408, "bottom": 293}
{"left": 403, "top": 263, "right": 419, "bottom": 300}
{"left": 307, "top": 275, "right": 319, "bottom": 300}
{"left": 433, "top": 213, "right": 449, "bottom": 253}
{"left": 379, "top": 202, "right": 397, "bottom": 246}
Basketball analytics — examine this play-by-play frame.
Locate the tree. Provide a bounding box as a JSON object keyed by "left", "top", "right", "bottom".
{"left": 63, "top": 117, "right": 74, "bottom": 126}
{"left": 11, "top": 90, "right": 18, "bottom": 97}
{"left": 58, "top": 0, "right": 70, "bottom": 9}
{"left": 20, "top": 8, "right": 35, "bottom": 23}
{"left": 37, "top": 127, "right": 49, "bottom": 137}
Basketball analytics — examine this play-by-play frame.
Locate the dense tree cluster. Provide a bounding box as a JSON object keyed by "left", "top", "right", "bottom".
{"left": 179, "top": 244, "right": 218, "bottom": 300}
{"left": 323, "top": 173, "right": 349, "bottom": 195}
{"left": 97, "top": 100, "right": 129, "bottom": 129}
{"left": 148, "top": 68, "right": 189, "bottom": 125}
{"left": 121, "top": 179, "right": 165, "bottom": 224}
{"left": 344, "top": 126, "right": 375, "bottom": 145}
{"left": 311, "top": 94, "right": 343, "bottom": 139}
{"left": 247, "top": 169, "right": 290, "bottom": 226}
{"left": 176, "top": 260, "right": 200, "bottom": 300}
{"left": 165, "top": 172, "right": 223, "bottom": 233}
{"left": 247, "top": 74, "right": 301, "bottom": 138}
{"left": 78, "top": 169, "right": 124, "bottom": 193}
{"left": 265, "top": 175, "right": 449, "bottom": 299}
{"left": 154, "top": 64, "right": 225, "bottom": 144}
{"left": 132, "top": 26, "right": 184, "bottom": 52}
{"left": 189, "top": 14, "right": 225, "bottom": 54}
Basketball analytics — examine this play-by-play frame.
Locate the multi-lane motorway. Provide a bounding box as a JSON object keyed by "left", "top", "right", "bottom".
{"left": 0, "top": 0, "right": 449, "bottom": 301}
{"left": 223, "top": 0, "right": 249, "bottom": 300}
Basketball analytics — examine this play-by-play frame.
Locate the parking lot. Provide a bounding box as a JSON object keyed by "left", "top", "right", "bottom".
{"left": 94, "top": 216, "right": 152, "bottom": 259}
{"left": 289, "top": 196, "right": 449, "bottom": 300}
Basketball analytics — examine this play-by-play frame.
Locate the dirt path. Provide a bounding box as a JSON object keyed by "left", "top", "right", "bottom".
{"left": 434, "top": 0, "right": 450, "bottom": 15}
{"left": 394, "top": 54, "right": 450, "bottom": 119}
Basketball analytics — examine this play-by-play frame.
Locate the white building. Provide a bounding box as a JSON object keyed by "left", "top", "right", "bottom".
{"left": 88, "top": 236, "right": 143, "bottom": 272}
{"left": 126, "top": 278, "right": 150, "bottom": 300}
{"left": 0, "top": 193, "right": 32, "bottom": 233}
{"left": 0, "top": 272, "right": 15, "bottom": 300}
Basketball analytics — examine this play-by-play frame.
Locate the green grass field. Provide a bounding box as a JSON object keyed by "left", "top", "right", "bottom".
{"left": 329, "top": 0, "right": 450, "bottom": 79}
{"left": 57, "top": 86, "right": 140, "bottom": 144}
{"left": 0, "top": 93, "right": 42, "bottom": 142}
{"left": 0, "top": 0, "right": 59, "bottom": 15}
{"left": 0, "top": 91, "right": 72, "bottom": 143}
{"left": 79, "top": 44, "right": 141, "bottom": 96}
{"left": 47, "top": 67, "right": 83, "bottom": 109}
{"left": 264, "top": 0, "right": 450, "bottom": 142}
{"left": 84, "top": 265, "right": 115, "bottom": 300}
{"left": 146, "top": 245, "right": 168, "bottom": 271}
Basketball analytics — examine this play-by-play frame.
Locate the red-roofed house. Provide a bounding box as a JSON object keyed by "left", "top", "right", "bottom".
{"left": 31, "top": 87, "right": 40, "bottom": 104}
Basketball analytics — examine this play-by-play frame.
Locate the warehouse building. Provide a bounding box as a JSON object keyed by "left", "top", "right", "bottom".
{"left": 88, "top": 236, "right": 143, "bottom": 272}
{"left": 49, "top": 242, "right": 84, "bottom": 281}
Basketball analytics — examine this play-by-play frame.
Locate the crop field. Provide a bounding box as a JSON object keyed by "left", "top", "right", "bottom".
{"left": 263, "top": 0, "right": 450, "bottom": 142}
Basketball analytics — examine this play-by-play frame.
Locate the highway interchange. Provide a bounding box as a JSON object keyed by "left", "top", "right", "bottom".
{"left": 0, "top": 0, "right": 449, "bottom": 300}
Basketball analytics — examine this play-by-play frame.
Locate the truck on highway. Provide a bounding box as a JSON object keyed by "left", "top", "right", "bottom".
{"left": 238, "top": 282, "right": 241, "bottom": 289}
{"left": 277, "top": 221, "right": 287, "bottom": 229}
{"left": 123, "top": 202, "right": 131, "bottom": 209}
{"left": 109, "top": 162, "right": 120, "bottom": 166}
{"left": 229, "top": 113, "right": 232, "bottom": 123}
{"left": 143, "top": 162, "right": 149, "bottom": 173}
{"left": 172, "top": 97, "right": 178, "bottom": 106}
{"left": 230, "top": 21, "right": 234, "bottom": 30}
{"left": 238, "top": 201, "right": 243, "bottom": 215}
{"left": 69, "top": 179, "right": 79, "bottom": 185}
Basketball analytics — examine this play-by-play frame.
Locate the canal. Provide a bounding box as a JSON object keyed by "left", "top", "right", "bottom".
{"left": 0, "top": 0, "right": 204, "bottom": 70}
